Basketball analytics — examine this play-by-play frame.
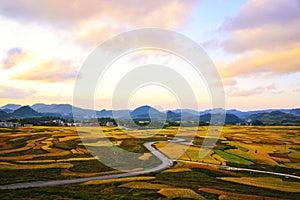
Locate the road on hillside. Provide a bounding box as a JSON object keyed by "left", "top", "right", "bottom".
{"left": 223, "top": 166, "right": 300, "bottom": 180}
{"left": 0, "top": 141, "right": 172, "bottom": 190}
{"left": 176, "top": 159, "right": 300, "bottom": 180}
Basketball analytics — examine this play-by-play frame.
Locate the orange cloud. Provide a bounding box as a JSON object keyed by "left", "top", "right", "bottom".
{"left": 220, "top": 43, "right": 300, "bottom": 78}
{"left": 212, "top": 0, "right": 300, "bottom": 78}
{"left": 13, "top": 60, "right": 77, "bottom": 83}
{"left": 221, "top": 20, "right": 300, "bottom": 53}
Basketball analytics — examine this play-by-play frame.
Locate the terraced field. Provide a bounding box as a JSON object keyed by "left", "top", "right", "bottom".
{"left": 0, "top": 126, "right": 115, "bottom": 184}
{"left": 0, "top": 126, "right": 299, "bottom": 199}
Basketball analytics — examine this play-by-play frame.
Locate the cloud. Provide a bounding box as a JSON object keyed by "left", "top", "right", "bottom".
{"left": 13, "top": 60, "right": 78, "bottom": 83}
{"left": 221, "top": 21, "right": 300, "bottom": 53}
{"left": 227, "top": 84, "right": 282, "bottom": 97}
{"left": 212, "top": 0, "right": 300, "bottom": 78}
{"left": 222, "top": 78, "right": 237, "bottom": 86}
{"left": 0, "top": 0, "right": 103, "bottom": 26}
{"left": 292, "top": 88, "right": 300, "bottom": 93}
{"left": 220, "top": 44, "right": 300, "bottom": 78}
{"left": 222, "top": 0, "right": 300, "bottom": 30}
{"left": 75, "top": 0, "right": 200, "bottom": 45}
{"left": 219, "top": 0, "right": 300, "bottom": 53}
{"left": 0, "top": 86, "right": 36, "bottom": 99}
{"left": 0, "top": 0, "right": 198, "bottom": 26}
{"left": 1, "top": 47, "right": 30, "bottom": 69}
{"left": 0, "top": 0, "right": 200, "bottom": 45}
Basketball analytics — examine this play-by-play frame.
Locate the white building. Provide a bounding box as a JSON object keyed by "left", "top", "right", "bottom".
{"left": 0, "top": 121, "right": 20, "bottom": 128}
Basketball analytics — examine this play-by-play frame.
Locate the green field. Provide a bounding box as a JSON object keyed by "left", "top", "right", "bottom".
{"left": 0, "top": 126, "right": 299, "bottom": 199}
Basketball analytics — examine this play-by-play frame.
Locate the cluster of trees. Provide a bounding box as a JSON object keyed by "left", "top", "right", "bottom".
{"left": 0, "top": 116, "right": 277, "bottom": 128}
{"left": 7, "top": 116, "right": 72, "bottom": 126}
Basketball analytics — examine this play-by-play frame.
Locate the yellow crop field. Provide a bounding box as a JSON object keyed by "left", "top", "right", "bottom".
{"left": 162, "top": 167, "right": 192, "bottom": 173}
{"left": 225, "top": 149, "right": 279, "bottom": 166}
{"left": 0, "top": 146, "right": 32, "bottom": 154}
{"left": 15, "top": 157, "right": 96, "bottom": 164}
{"left": 218, "top": 177, "right": 300, "bottom": 193}
{"left": 155, "top": 142, "right": 225, "bottom": 165}
{"left": 61, "top": 169, "right": 121, "bottom": 177}
{"left": 158, "top": 188, "right": 206, "bottom": 200}
{"left": 223, "top": 140, "right": 293, "bottom": 166}
{"left": 83, "top": 176, "right": 156, "bottom": 185}
{"left": 138, "top": 153, "right": 152, "bottom": 160}
{"left": 0, "top": 161, "right": 73, "bottom": 170}
{"left": 119, "top": 181, "right": 169, "bottom": 189}
{"left": 207, "top": 126, "right": 300, "bottom": 168}
{"left": 0, "top": 126, "right": 116, "bottom": 184}
{"left": 0, "top": 126, "right": 299, "bottom": 199}
{"left": 186, "top": 148, "right": 225, "bottom": 165}
{"left": 198, "top": 188, "right": 277, "bottom": 200}
{"left": 58, "top": 136, "right": 80, "bottom": 142}
{"left": 154, "top": 142, "right": 191, "bottom": 160}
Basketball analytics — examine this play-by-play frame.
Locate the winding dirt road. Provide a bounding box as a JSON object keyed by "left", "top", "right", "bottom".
{"left": 0, "top": 141, "right": 172, "bottom": 190}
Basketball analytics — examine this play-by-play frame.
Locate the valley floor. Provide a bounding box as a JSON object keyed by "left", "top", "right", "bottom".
{"left": 0, "top": 126, "right": 299, "bottom": 199}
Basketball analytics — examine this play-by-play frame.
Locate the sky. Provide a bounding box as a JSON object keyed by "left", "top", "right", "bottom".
{"left": 0, "top": 0, "right": 299, "bottom": 111}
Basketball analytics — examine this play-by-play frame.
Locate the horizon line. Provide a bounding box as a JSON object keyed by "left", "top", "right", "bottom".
{"left": 1, "top": 103, "right": 299, "bottom": 113}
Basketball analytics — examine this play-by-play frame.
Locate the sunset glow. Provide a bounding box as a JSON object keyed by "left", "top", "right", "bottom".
{"left": 0, "top": 0, "right": 299, "bottom": 110}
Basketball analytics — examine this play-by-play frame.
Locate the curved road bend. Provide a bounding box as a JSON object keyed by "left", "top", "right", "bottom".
{"left": 0, "top": 141, "right": 171, "bottom": 190}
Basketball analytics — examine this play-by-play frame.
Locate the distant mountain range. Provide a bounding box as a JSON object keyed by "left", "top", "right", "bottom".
{"left": 0, "top": 103, "right": 300, "bottom": 125}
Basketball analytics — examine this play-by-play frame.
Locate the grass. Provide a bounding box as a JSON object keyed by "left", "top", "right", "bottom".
{"left": 214, "top": 150, "right": 254, "bottom": 165}
{"left": 0, "top": 168, "right": 63, "bottom": 185}
{"left": 69, "top": 160, "right": 115, "bottom": 173}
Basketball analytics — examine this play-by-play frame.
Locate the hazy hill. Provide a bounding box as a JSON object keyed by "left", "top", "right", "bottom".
{"left": 96, "top": 109, "right": 113, "bottom": 118}
{"left": 0, "top": 104, "right": 21, "bottom": 111}
{"left": 200, "top": 113, "right": 242, "bottom": 124}
{"left": 0, "top": 108, "right": 14, "bottom": 113}
{"left": 130, "top": 105, "right": 166, "bottom": 120}
{"left": 0, "top": 103, "right": 299, "bottom": 125}
{"left": 0, "top": 110, "right": 10, "bottom": 120}
{"left": 31, "top": 103, "right": 96, "bottom": 119}
{"left": 96, "top": 109, "right": 132, "bottom": 119}
{"left": 286, "top": 108, "right": 300, "bottom": 116}
{"left": 249, "top": 111, "right": 300, "bottom": 125}
{"left": 166, "top": 111, "right": 181, "bottom": 121}
{"left": 172, "top": 109, "right": 199, "bottom": 116}
{"left": 218, "top": 108, "right": 300, "bottom": 119}
{"left": 31, "top": 103, "right": 73, "bottom": 114}
{"left": 227, "top": 109, "right": 250, "bottom": 119}
{"left": 11, "top": 106, "right": 41, "bottom": 118}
